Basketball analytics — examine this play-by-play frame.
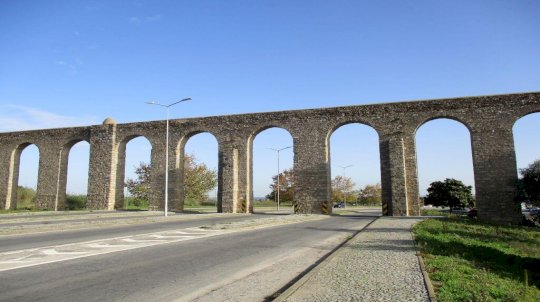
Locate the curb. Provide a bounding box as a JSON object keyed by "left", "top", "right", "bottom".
{"left": 416, "top": 253, "right": 438, "bottom": 302}
{"left": 271, "top": 217, "right": 380, "bottom": 302}
{"left": 411, "top": 221, "right": 438, "bottom": 302}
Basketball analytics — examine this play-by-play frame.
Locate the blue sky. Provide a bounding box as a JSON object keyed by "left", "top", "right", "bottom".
{"left": 1, "top": 0, "right": 539, "bottom": 198}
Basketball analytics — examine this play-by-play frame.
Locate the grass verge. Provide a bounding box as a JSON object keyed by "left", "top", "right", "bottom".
{"left": 413, "top": 217, "right": 540, "bottom": 302}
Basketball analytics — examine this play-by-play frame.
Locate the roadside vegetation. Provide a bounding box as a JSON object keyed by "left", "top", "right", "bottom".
{"left": 125, "top": 154, "right": 218, "bottom": 210}
{"left": 413, "top": 217, "right": 540, "bottom": 302}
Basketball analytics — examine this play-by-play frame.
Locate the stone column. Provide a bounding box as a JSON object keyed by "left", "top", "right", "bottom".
{"left": 149, "top": 142, "right": 166, "bottom": 211}
{"left": 236, "top": 138, "right": 250, "bottom": 213}
{"left": 113, "top": 142, "right": 127, "bottom": 209}
{"left": 293, "top": 130, "right": 331, "bottom": 214}
{"left": 87, "top": 123, "right": 118, "bottom": 210}
{"left": 403, "top": 134, "right": 421, "bottom": 215}
{"left": 33, "top": 143, "right": 62, "bottom": 210}
{"left": 173, "top": 139, "right": 186, "bottom": 212}
{"left": 218, "top": 138, "right": 249, "bottom": 213}
{"left": 0, "top": 145, "right": 19, "bottom": 210}
{"left": 169, "top": 140, "right": 183, "bottom": 212}
{"left": 379, "top": 133, "right": 409, "bottom": 216}
{"left": 54, "top": 145, "right": 72, "bottom": 211}
{"left": 471, "top": 123, "right": 521, "bottom": 224}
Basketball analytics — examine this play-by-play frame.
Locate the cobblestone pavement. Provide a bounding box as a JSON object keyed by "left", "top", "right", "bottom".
{"left": 280, "top": 217, "right": 429, "bottom": 302}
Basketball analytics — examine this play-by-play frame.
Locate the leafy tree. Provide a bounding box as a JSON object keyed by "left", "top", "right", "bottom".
{"left": 125, "top": 162, "right": 151, "bottom": 202}
{"left": 183, "top": 154, "right": 218, "bottom": 203}
{"left": 331, "top": 175, "right": 355, "bottom": 203}
{"left": 125, "top": 154, "right": 218, "bottom": 206}
{"left": 518, "top": 159, "right": 540, "bottom": 206}
{"left": 424, "top": 178, "right": 474, "bottom": 213}
{"left": 358, "top": 183, "right": 382, "bottom": 206}
{"left": 266, "top": 168, "right": 294, "bottom": 202}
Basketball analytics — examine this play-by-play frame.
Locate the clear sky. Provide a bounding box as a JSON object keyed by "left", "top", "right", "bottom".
{"left": 1, "top": 0, "right": 539, "bottom": 199}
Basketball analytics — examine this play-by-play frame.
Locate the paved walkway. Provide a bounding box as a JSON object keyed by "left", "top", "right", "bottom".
{"left": 278, "top": 217, "right": 430, "bottom": 302}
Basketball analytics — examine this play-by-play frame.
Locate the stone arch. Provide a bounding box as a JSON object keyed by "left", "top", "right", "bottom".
{"left": 114, "top": 135, "right": 154, "bottom": 210}
{"left": 326, "top": 121, "right": 381, "bottom": 164}
{"left": 326, "top": 122, "right": 381, "bottom": 212}
{"left": 414, "top": 116, "right": 473, "bottom": 135}
{"left": 512, "top": 111, "right": 540, "bottom": 179}
{"left": 57, "top": 138, "right": 90, "bottom": 210}
{"left": 174, "top": 130, "right": 220, "bottom": 212}
{"left": 7, "top": 142, "right": 40, "bottom": 210}
{"left": 248, "top": 125, "right": 295, "bottom": 213}
{"left": 415, "top": 117, "right": 475, "bottom": 209}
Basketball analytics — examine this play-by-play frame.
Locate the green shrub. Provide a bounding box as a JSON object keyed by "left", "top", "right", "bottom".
{"left": 16, "top": 186, "right": 36, "bottom": 210}
{"left": 65, "top": 195, "right": 87, "bottom": 210}
{"left": 125, "top": 197, "right": 148, "bottom": 210}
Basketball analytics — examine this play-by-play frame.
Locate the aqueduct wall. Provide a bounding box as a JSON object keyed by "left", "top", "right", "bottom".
{"left": 1, "top": 92, "right": 539, "bottom": 224}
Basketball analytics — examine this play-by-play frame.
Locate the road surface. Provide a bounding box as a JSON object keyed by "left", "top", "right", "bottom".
{"left": 0, "top": 211, "right": 378, "bottom": 301}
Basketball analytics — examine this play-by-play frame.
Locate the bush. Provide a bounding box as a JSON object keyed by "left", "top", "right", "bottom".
{"left": 65, "top": 195, "right": 87, "bottom": 210}
{"left": 125, "top": 197, "right": 148, "bottom": 210}
{"left": 17, "top": 186, "right": 36, "bottom": 210}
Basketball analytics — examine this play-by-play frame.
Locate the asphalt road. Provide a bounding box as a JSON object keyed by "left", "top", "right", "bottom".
{"left": 0, "top": 214, "right": 265, "bottom": 253}
{"left": 0, "top": 214, "right": 376, "bottom": 302}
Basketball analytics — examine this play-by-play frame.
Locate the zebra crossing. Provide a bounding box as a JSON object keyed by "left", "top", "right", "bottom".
{"left": 0, "top": 227, "right": 226, "bottom": 272}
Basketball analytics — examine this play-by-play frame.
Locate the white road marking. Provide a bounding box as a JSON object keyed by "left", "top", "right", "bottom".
{"left": 0, "top": 217, "right": 325, "bottom": 272}
{"left": 0, "top": 227, "right": 226, "bottom": 272}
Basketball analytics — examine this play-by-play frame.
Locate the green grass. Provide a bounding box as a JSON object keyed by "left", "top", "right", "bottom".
{"left": 413, "top": 217, "right": 540, "bottom": 302}
{"left": 253, "top": 200, "right": 293, "bottom": 207}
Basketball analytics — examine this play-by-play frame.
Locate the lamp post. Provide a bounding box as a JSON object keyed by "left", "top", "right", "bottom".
{"left": 338, "top": 164, "right": 353, "bottom": 208}
{"left": 267, "top": 146, "right": 292, "bottom": 211}
{"left": 145, "top": 97, "right": 191, "bottom": 216}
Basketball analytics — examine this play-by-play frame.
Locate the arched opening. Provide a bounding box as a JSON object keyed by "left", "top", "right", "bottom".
{"left": 416, "top": 118, "right": 475, "bottom": 214}
{"left": 328, "top": 123, "right": 381, "bottom": 214}
{"left": 14, "top": 143, "right": 39, "bottom": 210}
{"left": 251, "top": 127, "right": 294, "bottom": 213}
{"left": 121, "top": 136, "right": 152, "bottom": 210}
{"left": 64, "top": 140, "right": 90, "bottom": 210}
{"left": 181, "top": 132, "right": 219, "bottom": 212}
{"left": 513, "top": 112, "right": 540, "bottom": 212}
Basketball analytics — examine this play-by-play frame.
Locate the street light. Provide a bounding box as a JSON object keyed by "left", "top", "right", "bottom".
{"left": 145, "top": 97, "right": 191, "bottom": 216}
{"left": 338, "top": 164, "right": 353, "bottom": 208}
{"left": 267, "top": 146, "right": 292, "bottom": 211}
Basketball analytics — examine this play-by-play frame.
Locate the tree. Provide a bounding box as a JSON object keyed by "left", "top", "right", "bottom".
{"left": 266, "top": 168, "right": 294, "bottom": 202}
{"left": 125, "top": 162, "right": 151, "bottom": 201}
{"left": 358, "top": 183, "right": 382, "bottom": 206}
{"left": 183, "top": 154, "right": 218, "bottom": 203}
{"left": 424, "top": 178, "right": 474, "bottom": 213}
{"left": 518, "top": 159, "right": 540, "bottom": 206}
{"left": 125, "top": 153, "right": 218, "bottom": 205}
{"left": 331, "top": 175, "right": 355, "bottom": 203}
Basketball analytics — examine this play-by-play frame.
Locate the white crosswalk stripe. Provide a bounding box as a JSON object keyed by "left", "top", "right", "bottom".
{"left": 0, "top": 227, "right": 225, "bottom": 272}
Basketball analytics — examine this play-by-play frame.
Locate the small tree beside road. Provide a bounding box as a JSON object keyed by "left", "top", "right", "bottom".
{"left": 266, "top": 168, "right": 294, "bottom": 202}
{"left": 424, "top": 178, "right": 474, "bottom": 213}
{"left": 125, "top": 154, "right": 217, "bottom": 206}
{"left": 357, "top": 183, "right": 382, "bottom": 206}
{"left": 517, "top": 159, "right": 540, "bottom": 207}
{"left": 331, "top": 175, "right": 356, "bottom": 203}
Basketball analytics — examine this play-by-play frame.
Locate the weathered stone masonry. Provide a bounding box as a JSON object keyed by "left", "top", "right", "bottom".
{"left": 1, "top": 92, "right": 539, "bottom": 224}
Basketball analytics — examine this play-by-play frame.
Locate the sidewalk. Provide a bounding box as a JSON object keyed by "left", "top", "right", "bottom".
{"left": 276, "top": 217, "right": 430, "bottom": 302}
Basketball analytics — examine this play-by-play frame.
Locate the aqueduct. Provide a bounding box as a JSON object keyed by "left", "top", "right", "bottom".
{"left": 1, "top": 92, "right": 539, "bottom": 224}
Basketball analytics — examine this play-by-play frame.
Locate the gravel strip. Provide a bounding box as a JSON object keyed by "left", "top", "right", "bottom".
{"left": 282, "top": 217, "right": 429, "bottom": 302}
